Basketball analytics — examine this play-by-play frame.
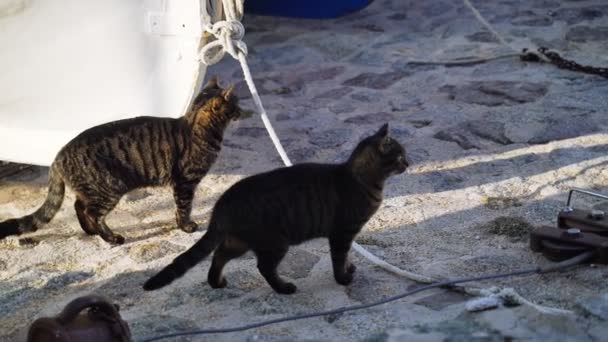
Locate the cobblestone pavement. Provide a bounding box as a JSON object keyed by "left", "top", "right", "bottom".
{"left": 1, "top": 0, "right": 608, "bottom": 340}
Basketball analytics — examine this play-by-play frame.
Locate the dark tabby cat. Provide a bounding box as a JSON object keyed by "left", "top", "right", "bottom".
{"left": 143, "top": 123, "right": 408, "bottom": 294}
{"left": 0, "top": 77, "right": 244, "bottom": 244}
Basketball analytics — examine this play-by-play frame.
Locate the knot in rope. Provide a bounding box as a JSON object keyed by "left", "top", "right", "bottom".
{"left": 199, "top": 20, "right": 247, "bottom": 65}
{"left": 521, "top": 47, "right": 608, "bottom": 78}
{"left": 520, "top": 47, "right": 550, "bottom": 63}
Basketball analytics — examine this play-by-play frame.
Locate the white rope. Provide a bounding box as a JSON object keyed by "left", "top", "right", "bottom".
{"left": 198, "top": 0, "right": 433, "bottom": 278}
{"left": 236, "top": 52, "right": 293, "bottom": 166}
{"left": 462, "top": 0, "right": 550, "bottom": 62}
{"left": 199, "top": 20, "right": 248, "bottom": 65}
{"left": 463, "top": 286, "right": 572, "bottom": 315}
{"left": 197, "top": 0, "right": 571, "bottom": 316}
{"left": 462, "top": 0, "right": 510, "bottom": 48}
{"left": 350, "top": 243, "right": 436, "bottom": 283}
{"left": 199, "top": 0, "right": 292, "bottom": 166}
{"left": 406, "top": 53, "right": 521, "bottom": 66}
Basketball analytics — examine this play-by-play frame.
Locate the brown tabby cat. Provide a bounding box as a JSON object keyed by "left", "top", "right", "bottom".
{"left": 143, "top": 124, "right": 408, "bottom": 294}
{"left": 0, "top": 77, "right": 244, "bottom": 244}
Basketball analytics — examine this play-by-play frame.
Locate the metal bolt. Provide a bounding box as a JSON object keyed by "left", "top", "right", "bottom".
{"left": 589, "top": 210, "right": 605, "bottom": 220}
{"left": 566, "top": 228, "right": 581, "bottom": 235}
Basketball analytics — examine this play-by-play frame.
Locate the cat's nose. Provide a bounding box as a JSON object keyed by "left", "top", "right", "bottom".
{"left": 396, "top": 155, "right": 409, "bottom": 173}
{"left": 235, "top": 108, "right": 252, "bottom": 119}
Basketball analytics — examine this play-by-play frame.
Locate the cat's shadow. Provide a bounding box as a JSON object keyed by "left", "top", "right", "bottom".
{"left": 117, "top": 210, "right": 216, "bottom": 245}
{"left": 27, "top": 219, "right": 187, "bottom": 247}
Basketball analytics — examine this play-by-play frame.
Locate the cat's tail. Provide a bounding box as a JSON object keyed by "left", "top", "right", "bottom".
{"left": 0, "top": 164, "right": 65, "bottom": 239}
{"left": 143, "top": 221, "right": 225, "bottom": 291}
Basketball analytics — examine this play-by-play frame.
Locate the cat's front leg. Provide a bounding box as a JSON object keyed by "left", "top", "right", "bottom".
{"left": 329, "top": 232, "right": 357, "bottom": 286}
{"left": 173, "top": 180, "right": 199, "bottom": 233}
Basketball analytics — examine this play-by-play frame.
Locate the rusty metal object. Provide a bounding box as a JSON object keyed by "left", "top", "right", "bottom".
{"left": 558, "top": 208, "right": 608, "bottom": 237}
{"left": 530, "top": 226, "right": 608, "bottom": 263}
{"left": 557, "top": 188, "right": 608, "bottom": 237}
{"left": 530, "top": 188, "right": 608, "bottom": 264}
{"left": 27, "top": 295, "right": 131, "bottom": 342}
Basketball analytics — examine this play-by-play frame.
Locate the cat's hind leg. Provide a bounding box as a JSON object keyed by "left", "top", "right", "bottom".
{"left": 83, "top": 197, "right": 125, "bottom": 244}
{"left": 254, "top": 247, "right": 296, "bottom": 294}
{"left": 172, "top": 180, "right": 199, "bottom": 233}
{"left": 74, "top": 199, "right": 97, "bottom": 235}
{"left": 208, "top": 236, "right": 248, "bottom": 288}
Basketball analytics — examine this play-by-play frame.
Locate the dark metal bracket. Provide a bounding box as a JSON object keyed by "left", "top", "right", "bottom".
{"left": 530, "top": 188, "right": 608, "bottom": 264}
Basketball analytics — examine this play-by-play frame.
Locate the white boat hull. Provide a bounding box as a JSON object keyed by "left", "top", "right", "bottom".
{"left": 0, "top": 0, "right": 205, "bottom": 166}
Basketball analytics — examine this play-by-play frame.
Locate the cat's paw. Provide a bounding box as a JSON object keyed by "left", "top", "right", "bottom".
{"left": 275, "top": 282, "right": 297, "bottom": 295}
{"left": 180, "top": 221, "right": 199, "bottom": 233}
{"left": 111, "top": 234, "right": 126, "bottom": 245}
{"left": 209, "top": 277, "right": 227, "bottom": 289}
{"left": 346, "top": 264, "right": 357, "bottom": 274}
{"left": 335, "top": 272, "right": 353, "bottom": 286}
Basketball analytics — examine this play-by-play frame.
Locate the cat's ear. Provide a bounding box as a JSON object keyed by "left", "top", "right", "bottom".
{"left": 376, "top": 123, "right": 390, "bottom": 152}
{"left": 204, "top": 76, "right": 220, "bottom": 90}
{"left": 221, "top": 85, "right": 235, "bottom": 101}
{"left": 375, "top": 123, "right": 389, "bottom": 138}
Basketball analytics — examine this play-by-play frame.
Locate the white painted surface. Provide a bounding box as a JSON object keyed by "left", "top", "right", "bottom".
{"left": 0, "top": 0, "right": 205, "bottom": 166}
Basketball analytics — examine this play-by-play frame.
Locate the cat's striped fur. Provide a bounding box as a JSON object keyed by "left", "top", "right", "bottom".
{"left": 143, "top": 124, "right": 409, "bottom": 294}
{"left": 0, "top": 77, "right": 244, "bottom": 244}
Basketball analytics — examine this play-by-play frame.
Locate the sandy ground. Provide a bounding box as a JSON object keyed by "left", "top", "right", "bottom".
{"left": 2, "top": 0, "right": 608, "bottom": 340}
